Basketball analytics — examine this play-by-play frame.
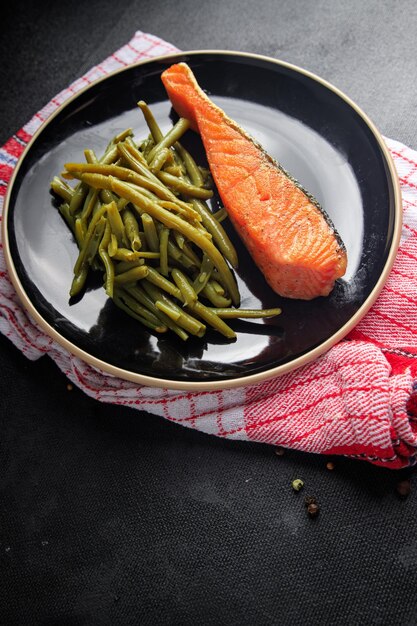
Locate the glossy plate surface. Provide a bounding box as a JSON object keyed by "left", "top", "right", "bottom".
{"left": 4, "top": 52, "right": 401, "bottom": 390}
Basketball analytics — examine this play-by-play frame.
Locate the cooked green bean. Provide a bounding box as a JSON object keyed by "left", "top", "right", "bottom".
{"left": 115, "top": 259, "right": 145, "bottom": 275}
{"left": 149, "top": 147, "right": 172, "bottom": 173}
{"left": 155, "top": 300, "right": 180, "bottom": 321}
{"left": 113, "top": 265, "right": 149, "bottom": 285}
{"left": 172, "top": 142, "right": 238, "bottom": 267}
{"left": 191, "top": 199, "right": 238, "bottom": 268}
{"left": 72, "top": 171, "right": 113, "bottom": 192}
{"left": 52, "top": 102, "right": 282, "bottom": 339}
{"left": 171, "top": 268, "right": 197, "bottom": 306}
{"left": 174, "top": 142, "right": 204, "bottom": 186}
{"left": 117, "top": 140, "right": 158, "bottom": 181}
{"left": 114, "top": 253, "right": 160, "bottom": 269}
{"left": 109, "top": 178, "right": 240, "bottom": 306}
{"left": 65, "top": 162, "right": 159, "bottom": 189}
{"left": 181, "top": 241, "right": 202, "bottom": 267}
{"left": 212, "top": 208, "right": 228, "bottom": 223}
{"left": 144, "top": 267, "right": 235, "bottom": 338}
{"left": 100, "top": 188, "right": 116, "bottom": 205}
{"left": 68, "top": 161, "right": 196, "bottom": 212}
{"left": 122, "top": 209, "right": 142, "bottom": 251}
{"left": 70, "top": 217, "right": 106, "bottom": 297}
{"left": 143, "top": 281, "right": 206, "bottom": 337}
{"left": 186, "top": 300, "right": 236, "bottom": 339}
{"left": 123, "top": 284, "right": 189, "bottom": 341}
{"left": 114, "top": 289, "right": 165, "bottom": 328}
{"left": 137, "top": 251, "right": 161, "bottom": 259}
{"left": 173, "top": 230, "right": 185, "bottom": 250}
{"left": 80, "top": 187, "right": 100, "bottom": 225}
{"left": 74, "top": 217, "right": 86, "bottom": 247}
{"left": 111, "top": 248, "right": 142, "bottom": 262}
{"left": 145, "top": 266, "right": 181, "bottom": 298}
{"left": 70, "top": 267, "right": 88, "bottom": 299}
{"left": 58, "top": 202, "right": 75, "bottom": 232}
{"left": 99, "top": 220, "right": 115, "bottom": 298}
{"left": 167, "top": 239, "right": 196, "bottom": 270}
{"left": 141, "top": 213, "right": 159, "bottom": 252}
{"left": 156, "top": 171, "right": 213, "bottom": 200}
{"left": 82, "top": 217, "right": 106, "bottom": 267}
{"left": 108, "top": 233, "right": 118, "bottom": 257}
{"left": 69, "top": 181, "right": 89, "bottom": 215}
{"left": 210, "top": 280, "right": 225, "bottom": 295}
{"left": 113, "top": 291, "right": 167, "bottom": 333}
{"left": 100, "top": 145, "right": 120, "bottom": 165}
{"left": 138, "top": 101, "right": 185, "bottom": 169}
{"left": 51, "top": 176, "right": 74, "bottom": 203}
{"left": 112, "top": 128, "right": 134, "bottom": 144}
{"left": 137, "top": 100, "right": 164, "bottom": 143}
{"left": 142, "top": 135, "right": 155, "bottom": 159}
{"left": 193, "top": 254, "right": 214, "bottom": 295}
{"left": 159, "top": 227, "right": 169, "bottom": 276}
{"left": 199, "top": 167, "right": 212, "bottom": 185}
{"left": 146, "top": 118, "right": 191, "bottom": 164}
{"left": 84, "top": 148, "right": 98, "bottom": 164}
{"left": 73, "top": 205, "right": 107, "bottom": 275}
{"left": 201, "top": 282, "right": 232, "bottom": 308}
{"left": 164, "top": 164, "right": 183, "bottom": 177}
{"left": 208, "top": 307, "right": 282, "bottom": 318}
{"left": 158, "top": 200, "right": 201, "bottom": 222}
{"left": 105, "top": 200, "right": 128, "bottom": 247}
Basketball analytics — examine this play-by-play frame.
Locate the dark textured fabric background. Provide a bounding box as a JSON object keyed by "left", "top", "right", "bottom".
{"left": 1, "top": 1, "right": 417, "bottom": 625}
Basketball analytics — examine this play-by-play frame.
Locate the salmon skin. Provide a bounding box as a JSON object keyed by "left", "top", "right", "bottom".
{"left": 161, "top": 63, "right": 347, "bottom": 300}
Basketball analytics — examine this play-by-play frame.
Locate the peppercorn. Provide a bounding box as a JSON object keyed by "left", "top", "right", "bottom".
{"left": 304, "top": 495, "right": 317, "bottom": 507}
{"left": 274, "top": 446, "right": 285, "bottom": 456}
{"left": 326, "top": 461, "right": 335, "bottom": 471}
{"left": 66, "top": 383, "right": 73, "bottom": 392}
{"left": 291, "top": 479, "right": 304, "bottom": 492}
{"left": 307, "top": 502, "right": 320, "bottom": 518}
{"left": 395, "top": 479, "right": 411, "bottom": 499}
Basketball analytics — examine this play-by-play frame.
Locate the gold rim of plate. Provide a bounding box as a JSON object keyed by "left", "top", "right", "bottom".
{"left": 2, "top": 50, "right": 403, "bottom": 391}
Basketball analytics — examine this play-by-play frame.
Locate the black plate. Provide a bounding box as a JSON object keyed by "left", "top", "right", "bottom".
{"left": 4, "top": 52, "right": 401, "bottom": 390}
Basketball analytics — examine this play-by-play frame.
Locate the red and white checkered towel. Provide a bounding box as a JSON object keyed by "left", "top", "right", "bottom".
{"left": 1, "top": 31, "right": 416, "bottom": 468}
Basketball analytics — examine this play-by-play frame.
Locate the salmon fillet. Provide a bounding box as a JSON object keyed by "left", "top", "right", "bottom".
{"left": 161, "top": 63, "right": 347, "bottom": 300}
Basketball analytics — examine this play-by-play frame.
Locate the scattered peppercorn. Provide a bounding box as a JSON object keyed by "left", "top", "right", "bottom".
{"left": 274, "top": 446, "right": 285, "bottom": 456}
{"left": 326, "top": 461, "right": 335, "bottom": 471}
{"left": 66, "top": 383, "right": 73, "bottom": 391}
{"left": 304, "top": 495, "right": 317, "bottom": 507}
{"left": 307, "top": 502, "right": 320, "bottom": 518}
{"left": 395, "top": 479, "right": 411, "bottom": 499}
{"left": 291, "top": 479, "right": 304, "bottom": 492}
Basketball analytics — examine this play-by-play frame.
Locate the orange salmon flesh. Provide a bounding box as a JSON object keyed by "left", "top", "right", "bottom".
{"left": 161, "top": 63, "right": 347, "bottom": 300}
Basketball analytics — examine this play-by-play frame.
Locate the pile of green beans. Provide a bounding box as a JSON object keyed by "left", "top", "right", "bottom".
{"left": 50, "top": 101, "right": 281, "bottom": 340}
